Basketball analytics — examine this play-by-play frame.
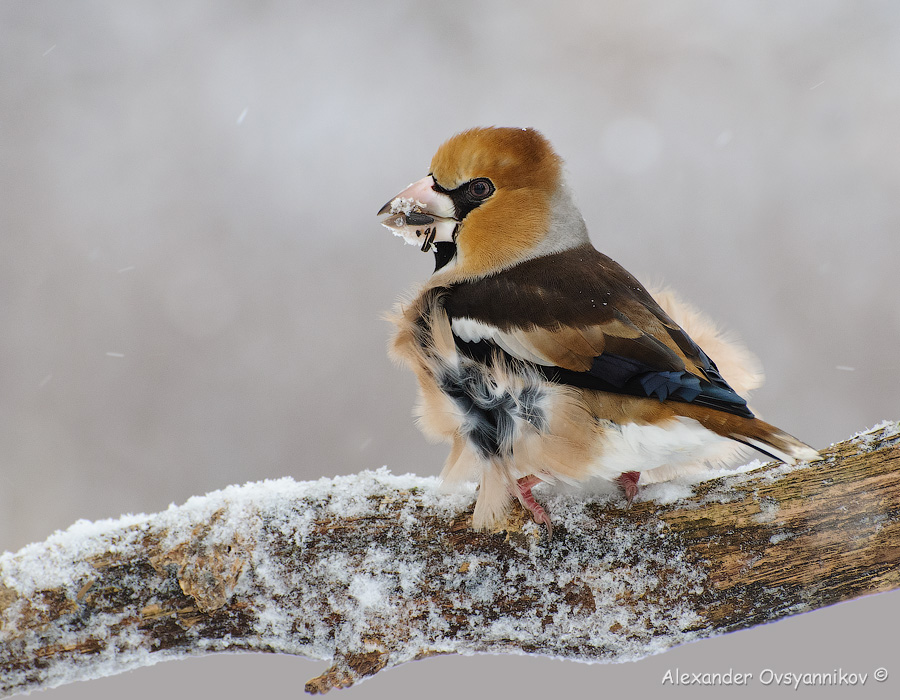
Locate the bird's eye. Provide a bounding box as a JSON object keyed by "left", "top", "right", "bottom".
{"left": 467, "top": 178, "right": 494, "bottom": 200}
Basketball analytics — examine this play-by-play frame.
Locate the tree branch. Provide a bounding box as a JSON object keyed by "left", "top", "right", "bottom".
{"left": 1, "top": 421, "right": 898, "bottom": 696}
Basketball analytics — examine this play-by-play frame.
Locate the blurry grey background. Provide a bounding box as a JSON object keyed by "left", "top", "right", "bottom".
{"left": 1, "top": 1, "right": 898, "bottom": 698}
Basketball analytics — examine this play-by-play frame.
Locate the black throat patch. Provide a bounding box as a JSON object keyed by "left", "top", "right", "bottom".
{"left": 433, "top": 241, "right": 456, "bottom": 272}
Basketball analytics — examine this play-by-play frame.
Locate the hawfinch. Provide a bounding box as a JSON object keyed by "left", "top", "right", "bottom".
{"left": 379, "top": 126, "right": 817, "bottom": 534}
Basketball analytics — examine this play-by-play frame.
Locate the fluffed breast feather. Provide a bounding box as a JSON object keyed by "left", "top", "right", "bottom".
{"left": 387, "top": 288, "right": 461, "bottom": 442}
{"left": 389, "top": 288, "right": 601, "bottom": 528}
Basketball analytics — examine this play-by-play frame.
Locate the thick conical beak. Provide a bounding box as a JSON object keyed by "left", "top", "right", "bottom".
{"left": 378, "top": 175, "right": 458, "bottom": 252}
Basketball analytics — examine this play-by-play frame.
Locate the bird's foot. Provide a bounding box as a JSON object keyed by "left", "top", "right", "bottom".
{"left": 617, "top": 470, "right": 641, "bottom": 506}
{"left": 515, "top": 475, "right": 553, "bottom": 537}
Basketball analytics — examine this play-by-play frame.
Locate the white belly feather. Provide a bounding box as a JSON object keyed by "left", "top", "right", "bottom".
{"left": 591, "top": 416, "right": 746, "bottom": 483}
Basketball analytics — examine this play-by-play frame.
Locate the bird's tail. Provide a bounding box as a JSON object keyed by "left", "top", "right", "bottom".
{"left": 678, "top": 405, "right": 819, "bottom": 465}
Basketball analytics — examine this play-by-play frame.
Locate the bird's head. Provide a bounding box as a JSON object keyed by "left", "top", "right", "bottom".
{"left": 379, "top": 127, "right": 588, "bottom": 279}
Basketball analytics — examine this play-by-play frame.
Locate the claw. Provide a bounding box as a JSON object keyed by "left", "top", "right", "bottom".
{"left": 617, "top": 470, "right": 641, "bottom": 506}
{"left": 516, "top": 475, "right": 553, "bottom": 537}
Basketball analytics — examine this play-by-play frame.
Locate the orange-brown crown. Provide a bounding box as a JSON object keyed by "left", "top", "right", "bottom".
{"left": 429, "top": 127, "right": 564, "bottom": 279}
{"left": 430, "top": 127, "right": 561, "bottom": 192}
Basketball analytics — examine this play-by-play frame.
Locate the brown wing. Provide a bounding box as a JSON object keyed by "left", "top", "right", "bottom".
{"left": 444, "top": 243, "right": 753, "bottom": 417}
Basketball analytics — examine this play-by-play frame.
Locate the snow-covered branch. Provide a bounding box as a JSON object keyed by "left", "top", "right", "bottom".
{"left": 1, "top": 421, "right": 899, "bottom": 696}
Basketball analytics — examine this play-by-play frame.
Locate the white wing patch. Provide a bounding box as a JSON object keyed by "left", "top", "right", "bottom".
{"left": 450, "top": 317, "right": 555, "bottom": 366}
{"left": 449, "top": 317, "right": 492, "bottom": 343}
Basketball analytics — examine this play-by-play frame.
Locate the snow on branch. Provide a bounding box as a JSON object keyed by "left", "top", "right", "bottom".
{"left": 1, "top": 421, "right": 899, "bottom": 696}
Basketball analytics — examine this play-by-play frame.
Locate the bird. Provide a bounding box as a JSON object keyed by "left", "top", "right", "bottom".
{"left": 378, "top": 126, "right": 817, "bottom": 535}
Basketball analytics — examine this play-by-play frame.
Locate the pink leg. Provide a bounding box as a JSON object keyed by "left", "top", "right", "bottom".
{"left": 516, "top": 475, "right": 553, "bottom": 537}
{"left": 617, "top": 470, "right": 641, "bottom": 506}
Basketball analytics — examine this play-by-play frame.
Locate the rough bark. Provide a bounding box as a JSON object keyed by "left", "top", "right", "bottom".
{"left": 1, "top": 421, "right": 898, "bottom": 696}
